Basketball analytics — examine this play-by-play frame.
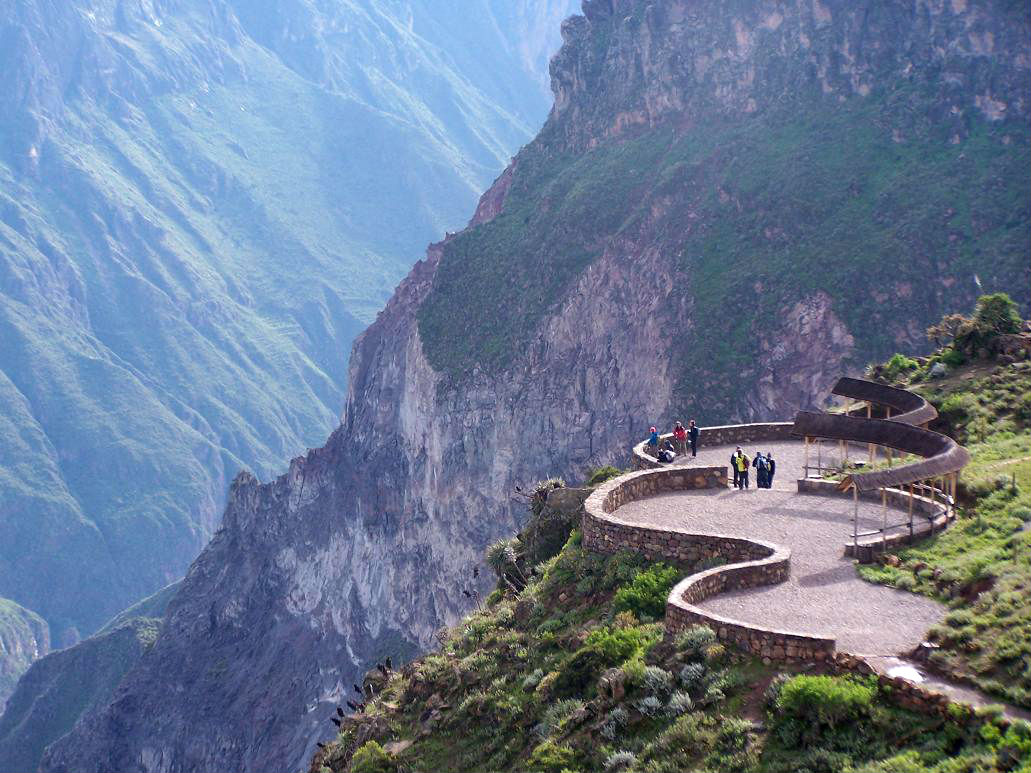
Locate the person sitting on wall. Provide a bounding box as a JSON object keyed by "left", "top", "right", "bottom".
{"left": 646, "top": 426, "right": 659, "bottom": 454}
{"left": 673, "top": 421, "right": 687, "bottom": 455}
{"left": 688, "top": 419, "right": 699, "bottom": 457}
{"left": 657, "top": 440, "right": 677, "bottom": 464}
{"left": 731, "top": 446, "right": 743, "bottom": 487}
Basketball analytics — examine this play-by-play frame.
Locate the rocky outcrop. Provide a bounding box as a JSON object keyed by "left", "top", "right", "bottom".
{"left": 0, "top": 599, "right": 48, "bottom": 713}
{"left": 42, "top": 2, "right": 1030, "bottom": 772}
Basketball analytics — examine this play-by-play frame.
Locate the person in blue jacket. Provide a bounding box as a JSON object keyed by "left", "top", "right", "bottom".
{"left": 646, "top": 426, "right": 659, "bottom": 453}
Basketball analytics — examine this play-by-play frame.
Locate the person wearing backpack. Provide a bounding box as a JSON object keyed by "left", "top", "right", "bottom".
{"left": 672, "top": 421, "right": 688, "bottom": 455}
{"left": 688, "top": 420, "right": 699, "bottom": 457}
{"left": 753, "top": 452, "right": 769, "bottom": 488}
{"left": 658, "top": 440, "right": 677, "bottom": 464}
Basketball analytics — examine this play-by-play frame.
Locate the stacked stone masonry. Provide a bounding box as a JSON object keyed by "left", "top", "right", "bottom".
{"left": 634, "top": 422, "right": 795, "bottom": 469}
{"left": 583, "top": 456, "right": 836, "bottom": 663}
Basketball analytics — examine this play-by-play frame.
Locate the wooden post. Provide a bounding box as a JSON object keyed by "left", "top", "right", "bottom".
{"left": 804, "top": 436, "right": 810, "bottom": 478}
{"left": 839, "top": 439, "right": 845, "bottom": 472}
{"left": 928, "top": 480, "right": 936, "bottom": 537}
{"left": 867, "top": 402, "right": 874, "bottom": 465}
{"left": 908, "top": 482, "right": 914, "bottom": 539}
{"left": 853, "top": 483, "right": 859, "bottom": 550}
{"left": 882, "top": 487, "right": 888, "bottom": 552}
{"left": 817, "top": 438, "right": 822, "bottom": 476}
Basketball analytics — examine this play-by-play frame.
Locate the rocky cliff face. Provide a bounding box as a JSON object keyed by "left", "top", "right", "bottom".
{"left": 0, "top": 600, "right": 48, "bottom": 715}
{"left": 42, "top": 1, "right": 1030, "bottom": 771}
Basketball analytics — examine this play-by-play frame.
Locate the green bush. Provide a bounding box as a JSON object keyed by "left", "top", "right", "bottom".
{"left": 675, "top": 625, "right": 717, "bottom": 658}
{"left": 587, "top": 466, "right": 623, "bottom": 486}
{"left": 350, "top": 741, "right": 396, "bottom": 773}
{"left": 973, "top": 293, "right": 1022, "bottom": 338}
{"left": 882, "top": 353, "right": 919, "bottom": 382}
{"left": 774, "top": 675, "right": 875, "bottom": 747}
{"left": 527, "top": 740, "right": 579, "bottom": 773}
{"left": 553, "top": 625, "right": 656, "bottom": 697}
{"left": 940, "top": 347, "right": 966, "bottom": 368}
{"left": 613, "top": 563, "right": 680, "bottom": 619}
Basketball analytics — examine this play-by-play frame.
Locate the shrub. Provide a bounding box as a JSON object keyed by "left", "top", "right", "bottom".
{"left": 350, "top": 741, "right": 395, "bottom": 773}
{"left": 613, "top": 564, "right": 680, "bottom": 619}
{"left": 973, "top": 293, "right": 1022, "bottom": 338}
{"left": 588, "top": 466, "right": 623, "bottom": 486}
{"left": 940, "top": 347, "right": 966, "bottom": 368}
{"left": 637, "top": 695, "right": 664, "bottom": 717}
{"left": 675, "top": 625, "right": 717, "bottom": 658}
{"left": 763, "top": 673, "right": 792, "bottom": 711}
{"left": 553, "top": 624, "right": 660, "bottom": 696}
{"left": 774, "top": 675, "right": 875, "bottom": 746}
{"left": 679, "top": 662, "right": 707, "bottom": 693}
{"left": 604, "top": 750, "right": 637, "bottom": 771}
{"left": 522, "top": 668, "right": 545, "bottom": 692}
{"left": 600, "top": 706, "right": 629, "bottom": 740}
{"left": 882, "top": 353, "right": 919, "bottom": 382}
{"left": 538, "top": 699, "right": 585, "bottom": 737}
{"left": 527, "top": 740, "right": 578, "bottom": 773}
{"left": 597, "top": 709, "right": 626, "bottom": 746}
{"left": 643, "top": 666, "right": 674, "bottom": 697}
{"left": 666, "top": 691, "right": 694, "bottom": 717}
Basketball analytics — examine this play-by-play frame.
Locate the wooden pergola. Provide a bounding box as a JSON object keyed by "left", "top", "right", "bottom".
{"left": 792, "top": 378, "right": 970, "bottom": 554}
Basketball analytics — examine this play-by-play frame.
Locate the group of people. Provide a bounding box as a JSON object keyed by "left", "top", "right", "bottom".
{"left": 730, "top": 447, "right": 776, "bottom": 489}
{"left": 645, "top": 419, "right": 699, "bottom": 464}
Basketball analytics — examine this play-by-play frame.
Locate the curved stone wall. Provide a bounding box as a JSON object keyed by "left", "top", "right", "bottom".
{"left": 633, "top": 422, "right": 795, "bottom": 469}
{"left": 582, "top": 462, "right": 836, "bottom": 663}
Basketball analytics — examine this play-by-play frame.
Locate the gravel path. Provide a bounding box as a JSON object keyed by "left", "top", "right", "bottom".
{"left": 617, "top": 440, "right": 945, "bottom": 656}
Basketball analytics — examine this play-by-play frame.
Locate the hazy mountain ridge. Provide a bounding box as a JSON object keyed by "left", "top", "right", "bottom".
{"left": 0, "top": 0, "right": 574, "bottom": 668}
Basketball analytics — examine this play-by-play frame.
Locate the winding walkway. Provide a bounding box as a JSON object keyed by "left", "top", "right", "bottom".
{"left": 614, "top": 439, "right": 944, "bottom": 655}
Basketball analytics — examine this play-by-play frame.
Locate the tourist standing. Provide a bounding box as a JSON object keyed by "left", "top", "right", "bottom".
{"left": 688, "top": 420, "right": 699, "bottom": 457}
{"left": 767, "top": 451, "right": 776, "bottom": 488}
{"left": 730, "top": 446, "right": 742, "bottom": 487}
{"left": 646, "top": 426, "right": 659, "bottom": 454}
{"left": 673, "top": 421, "right": 687, "bottom": 455}
{"left": 753, "top": 452, "right": 769, "bottom": 488}
{"left": 736, "top": 451, "right": 751, "bottom": 489}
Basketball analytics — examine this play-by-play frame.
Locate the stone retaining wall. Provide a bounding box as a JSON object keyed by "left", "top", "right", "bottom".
{"left": 582, "top": 461, "right": 836, "bottom": 663}
{"left": 633, "top": 422, "right": 795, "bottom": 469}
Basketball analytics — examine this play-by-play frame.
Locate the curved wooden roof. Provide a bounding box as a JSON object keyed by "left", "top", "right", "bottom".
{"left": 792, "top": 378, "right": 968, "bottom": 492}
{"left": 831, "top": 376, "right": 938, "bottom": 426}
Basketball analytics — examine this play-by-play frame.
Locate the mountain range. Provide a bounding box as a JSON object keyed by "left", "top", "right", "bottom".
{"left": 0, "top": 0, "right": 576, "bottom": 703}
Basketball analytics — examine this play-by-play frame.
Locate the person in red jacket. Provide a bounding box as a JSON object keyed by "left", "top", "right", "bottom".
{"left": 672, "top": 421, "right": 688, "bottom": 456}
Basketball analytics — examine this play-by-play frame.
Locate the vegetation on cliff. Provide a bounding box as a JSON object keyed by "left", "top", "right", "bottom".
{"left": 417, "top": 1, "right": 1030, "bottom": 425}
{"left": 311, "top": 466, "right": 1030, "bottom": 773}
{"left": 860, "top": 296, "right": 1031, "bottom": 709}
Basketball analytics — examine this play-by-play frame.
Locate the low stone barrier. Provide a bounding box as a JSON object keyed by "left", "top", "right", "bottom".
{"left": 633, "top": 422, "right": 795, "bottom": 469}
{"left": 797, "top": 478, "right": 954, "bottom": 561}
{"left": 582, "top": 462, "right": 836, "bottom": 663}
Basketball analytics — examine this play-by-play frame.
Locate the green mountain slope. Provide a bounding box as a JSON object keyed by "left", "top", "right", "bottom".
{"left": 417, "top": 0, "right": 1031, "bottom": 422}
{"left": 0, "top": 0, "right": 575, "bottom": 661}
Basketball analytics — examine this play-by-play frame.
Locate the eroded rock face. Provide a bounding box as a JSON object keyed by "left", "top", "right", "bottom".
{"left": 41, "top": 2, "right": 1029, "bottom": 771}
